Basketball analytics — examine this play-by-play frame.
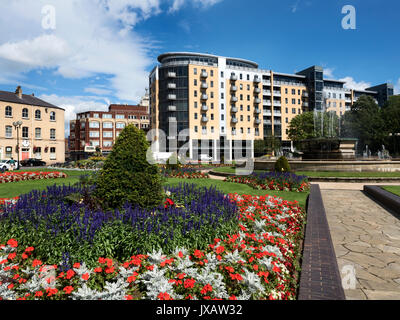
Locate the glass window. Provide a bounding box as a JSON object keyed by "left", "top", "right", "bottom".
{"left": 103, "top": 122, "right": 113, "bottom": 129}
{"left": 22, "top": 108, "right": 29, "bottom": 119}
{"left": 6, "top": 147, "right": 12, "bottom": 158}
{"left": 35, "top": 147, "right": 42, "bottom": 159}
{"left": 50, "top": 147, "right": 56, "bottom": 160}
{"left": 5, "top": 126, "right": 12, "bottom": 138}
{"left": 22, "top": 127, "right": 29, "bottom": 139}
{"left": 103, "top": 141, "right": 113, "bottom": 148}
{"left": 90, "top": 131, "right": 100, "bottom": 138}
{"left": 50, "top": 111, "right": 56, "bottom": 121}
{"left": 194, "top": 68, "right": 197, "bottom": 75}
{"left": 89, "top": 121, "right": 100, "bottom": 128}
{"left": 35, "top": 128, "right": 41, "bottom": 139}
{"left": 5, "top": 106, "right": 12, "bottom": 117}
{"left": 102, "top": 114, "right": 112, "bottom": 119}
{"left": 103, "top": 131, "right": 113, "bottom": 138}
{"left": 116, "top": 122, "right": 126, "bottom": 129}
{"left": 116, "top": 114, "right": 125, "bottom": 119}
{"left": 35, "top": 110, "right": 41, "bottom": 120}
{"left": 93, "top": 113, "right": 99, "bottom": 118}
{"left": 50, "top": 129, "right": 56, "bottom": 140}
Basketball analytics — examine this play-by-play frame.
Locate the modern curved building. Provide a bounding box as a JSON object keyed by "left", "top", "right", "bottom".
{"left": 149, "top": 52, "right": 393, "bottom": 160}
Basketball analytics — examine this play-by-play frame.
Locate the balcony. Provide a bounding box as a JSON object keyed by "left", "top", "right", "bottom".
{"left": 254, "top": 98, "right": 261, "bottom": 104}
{"left": 231, "top": 96, "right": 238, "bottom": 102}
{"left": 302, "top": 102, "right": 309, "bottom": 107}
{"left": 274, "top": 101, "right": 282, "bottom": 107}
{"left": 201, "top": 116, "right": 209, "bottom": 123}
{"left": 201, "top": 82, "right": 208, "bottom": 89}
{"left": 168, "top": 105, "right": 177, "bottom": 112}
{"left": 230, "top": 74, "right": 238, "bottom": 81}
{"left": 201, "top": 94, "right": 208, "bottom": 100}
{"left": 231, "top": 85, "right": 238, "bottom": 92}
{"left": 274, "top": 111, "right": 282, "bottom": 117}
{"left": 274, "top": 121, "right": 282, "bottom": 125}
{"left": 263, "top": 100, "right": 272, "bottom": 106}
{"left": 254, "top": 88, "right": 261, "bottom": 94}
{"left": 201, "top": 105, "right": 208, "bottom": 112}
{"left": 263, "top": 90, "right": 271, "bottom": 95}
{"left": 254, "top": 108, "right": 261, "bottom": 114}
{"left": 254, "top": 77, "right": 261, "bottom": 83}
{"left": 273, "top": 91, "right": 281, "bottom": 97}
{"left": 168, "top": 83, "right": 176, "bottom": 89}
{"left": 263, "top": 80, "right": 271, "bottom": 86}
{"left": 167, "top": 136, "right": 176, "bottom": 140}
{"left": 254, "top": 119, "right": 261, "bottom": 125}
{"left": 168, "top": 117, "right": 177, "bottom": 122}
{"left": 168, "top": 94, "right": 177, "bottom": 100}
{"left": 264, "top": 120, "right": 272, "bottom": 125}
{"left": 201, "top": 71, "right": 208, "bottom": 78}
{"left": 168, "top": 72, "right": 176, "bottom": 78}
{"left": 264, "top": 110, "right": 272, "bottom": 116}
{"left": 231, "top": 107, "right": 238, "bottom": 113}
{"left": 231, "top": 117, "right": 238, "bottom": 124}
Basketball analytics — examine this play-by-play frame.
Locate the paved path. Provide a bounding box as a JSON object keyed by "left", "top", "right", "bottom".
{"left": 321, "top": 187, "right": 400, "bottom": 300}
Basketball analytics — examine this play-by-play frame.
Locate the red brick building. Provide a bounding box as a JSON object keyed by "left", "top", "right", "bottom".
{"left": 69, "top": 104, "right": 150, "bottom": 160}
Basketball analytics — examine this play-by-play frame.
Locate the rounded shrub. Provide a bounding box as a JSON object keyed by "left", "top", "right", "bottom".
{"left": 274, "top": 156, "right": 291, "bottom": 172}
{"left": 166, "top": 152, "right": 180, "bottom": 171}
{"left": 94, "top": 124, "right": 164, "bottom": 209}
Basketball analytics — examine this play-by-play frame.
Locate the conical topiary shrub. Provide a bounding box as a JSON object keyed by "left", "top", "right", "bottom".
{"left": 94, "top": 124, "right": 164, "bottom": 209}
{"left": 274, "top": 156, "right": 291, "bottom": 173}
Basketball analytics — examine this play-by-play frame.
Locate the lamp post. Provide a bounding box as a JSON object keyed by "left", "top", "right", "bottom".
{"left": 13, "top": 121, "right": 23, "bottom": 170}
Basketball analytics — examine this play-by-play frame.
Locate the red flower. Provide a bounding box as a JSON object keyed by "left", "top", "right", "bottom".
{"left": 193, "top": 250, "right": 204, "bottom": 259}
{"left": 66, "top": 269, "right": 75, "bottom": 280}
{"left": 7, "top": 239, "right": 18, "bottom": 248}
{"left": 81, "top": 273, "right": 90, "bottom": 281}
{"left": 32, "top": 259, "right": 42, "bottom": 267}
{"left": 25, "top": 247, "right": 34, "bottom": 253}
{"left": 125, "top": 295, "right": 133, "bottom": 300}
{"left": 98, "top": 257, "right": 106, "bottom": 264}
{"left": 21, "top": 253, "right": 28, "bottom": 260}
{"left": 63, "top": 286, "right": 74, "bottom": 294}
{"left": 94, "top": 267, "right": 102, "bottom": 273}
{"left": 7, "top": 252, "right": 16, "bottom": 260}
{"left": 105, "top": 266, "right": 115, "bottom": 274}
{"left": 158, "top": 292, "right": 173, "bottom": 300}
{"left": 200, "top": 284, "right": 213, "bottom": 295}
{"left": 215, "top": 245, "right": 225, "bottom": 254}
{"left": 184, "top": 279, "right": 196, "bottom": 289}
{"left": 73, "top": 263, "right": 81, "bottom": 269}
{"left": 35, "top": 291, "right": 43, "bottom": 297}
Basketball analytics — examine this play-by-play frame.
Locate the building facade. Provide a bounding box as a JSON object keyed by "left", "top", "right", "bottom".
{"left": 149, "top": 52, "right": 395, "bottom": 158}
{"left": 69, "top": 103, "right": 150, "bottom": 160}
{"left": 0, "top": 86, "right": 65, "bottom": 164}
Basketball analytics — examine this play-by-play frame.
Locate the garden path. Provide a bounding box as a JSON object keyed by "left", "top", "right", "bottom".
{"left": 320, "top": 187, "right": 400, "bottom": 300}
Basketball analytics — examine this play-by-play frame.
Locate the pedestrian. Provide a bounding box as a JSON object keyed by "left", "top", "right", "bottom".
{"left": 10, "top": 157, "right": 15, "bottom": 171}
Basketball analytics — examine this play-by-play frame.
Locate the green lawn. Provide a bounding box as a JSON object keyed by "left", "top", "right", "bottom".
{"left": 0, "top": 171, "right": 309, "bottom": 209}
{"left": 382, "top": 186, "right": 400, "bottom": 197}
{"left": 212, "top": 166, "right": 400, "bottom": 178}
{"left": 0, "top": 169, "right": 92, "bottom": 198}
{"left": 166, "top": 178, "right": 309, "bottom": 208}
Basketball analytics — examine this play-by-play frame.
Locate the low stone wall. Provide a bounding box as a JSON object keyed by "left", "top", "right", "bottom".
{"left": 255, "top": 160, "right": 400, "bottom": 172}
{"left": 364, "top": 186, "right": 400, "bottom": 215}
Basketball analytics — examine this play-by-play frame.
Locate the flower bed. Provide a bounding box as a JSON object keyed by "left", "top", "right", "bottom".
{"left": 0, "top": 172, "right": 67, "bottom": 184}
{"left": 0, "top": 192, "right": 305, "bottom": 300}
{"left": 225, "top": 172, "right": 310, "bottom": 192}
{"left": 161, "top": 167, "right": 209, "bottom": 179}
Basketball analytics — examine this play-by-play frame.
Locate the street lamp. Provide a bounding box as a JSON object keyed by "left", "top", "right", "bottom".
{"left": 13, "top": 121, "right": 23, "bottom": 170}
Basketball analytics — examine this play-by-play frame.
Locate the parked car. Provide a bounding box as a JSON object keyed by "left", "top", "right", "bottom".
{"left": 0, "top": 160, "right": 21, "bottom": 171}
{"left": 20, "top": 158, "right": 47, "bottom": 167}
{"left": 199, "top": 154, "right": 213, "bottom": 162}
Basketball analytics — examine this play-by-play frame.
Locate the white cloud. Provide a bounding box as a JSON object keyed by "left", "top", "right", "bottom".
{"left": 84, "top": 87, "right": 113, "bottom": 96}
{"left": 168, "top": 0, "right": 222, "bottom": 13}
{"left": 324, "top": 68, "right": 335, "bottom": 79}
{"left": 339, "top": 76, "right": 371, "bottom": 91}
{"left": 291, "top": 0, "right": 301, "bottom": 13}
{"left": 395, "top": 78, "right": 400, "bottom": 95}
{"left": 39, "top": 94, "right": 110, "bottom": 136}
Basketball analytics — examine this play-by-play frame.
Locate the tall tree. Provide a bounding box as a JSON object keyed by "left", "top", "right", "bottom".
{"left": 382, "top": 95, "right": 400, "bottom": 156}
{"left": 341, "top": 95, "right": 387, "bottom": 154}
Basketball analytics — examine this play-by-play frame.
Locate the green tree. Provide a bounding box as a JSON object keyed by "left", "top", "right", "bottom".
{"left": 382, "top": 95, "right": 400, "bottom": 156}
{"left": 254, "top": 136, "right": 281, "bottom": 157}
{"left": 94, "top": 124, "right": 164, "bottom": 209}
{"left": 341, "top": 95, "right": 387, "bottom": 154}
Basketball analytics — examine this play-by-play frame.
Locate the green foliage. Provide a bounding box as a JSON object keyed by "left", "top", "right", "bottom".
{"left": 341, "top": 95, "right": 386, "bottom": 154}
{"left": 254, "top": 136, "right": 281, "bottom": 157}
{"left": 274, "top": 156, "right": 291, "bottom": 172}
{"left": 166, "top": 152, "right": 181, "bottom": 171}
{"left": 289, "top": 111, "right": 339, "bottom": 144}
{"left": 382, "top": 96, "right": 400, "bottom": 156}
{"left": 94, "top": 124, "right": 164, "bottom": 209}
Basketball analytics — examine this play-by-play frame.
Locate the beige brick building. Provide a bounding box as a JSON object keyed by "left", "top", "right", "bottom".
{"left": 0, "top": 86, "right": 65, "bottom": 164}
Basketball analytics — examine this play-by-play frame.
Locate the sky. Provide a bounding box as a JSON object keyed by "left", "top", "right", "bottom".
{"left": 0, "top": 0, "right": 399, "bottom": 136}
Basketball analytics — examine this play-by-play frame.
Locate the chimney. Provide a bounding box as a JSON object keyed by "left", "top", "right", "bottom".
{"left": 15, "top": 86, "right": 22, "bottom": 99}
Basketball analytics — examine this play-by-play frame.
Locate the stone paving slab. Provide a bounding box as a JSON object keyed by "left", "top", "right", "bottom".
{"left": 321, "top": 189, "right": 400, "bottom": 300}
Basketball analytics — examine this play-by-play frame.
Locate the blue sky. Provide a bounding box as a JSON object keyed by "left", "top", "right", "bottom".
{"left": 0, "top": 0, "right": 399, "bottom": 135}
